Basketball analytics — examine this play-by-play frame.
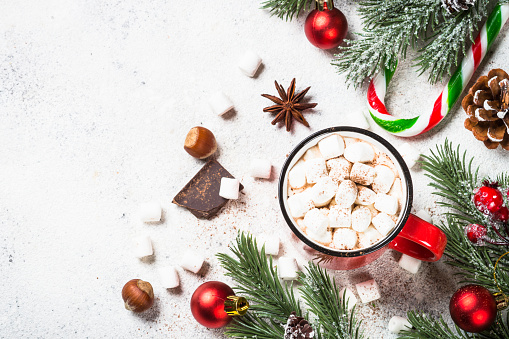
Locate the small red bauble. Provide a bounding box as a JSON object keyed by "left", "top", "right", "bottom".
{"left": 304, "top": 4, "right": 348, "bottom": 49}
{"left": 493, "top": 206, "right": 509, "bottom": 222}
{"left": 449, "top": 284, "right": 497, "bottom": 333}
{"left": 474, "top": 184, "right": 504, "bottom": 214}
{"left": 465, "top": 224, "right": 487, "bottom": 245}
{"left": 190, "top": 281, "right": 234, "bottom": 328}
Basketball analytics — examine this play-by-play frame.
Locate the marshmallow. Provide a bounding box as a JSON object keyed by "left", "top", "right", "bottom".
{"left": 287, "top": 190, "right": 314, "bottom": 218}
{"left": 358, "top": 226, "right": 383, "bottom": 248}
{"left": 303, "top": 146, "right": 322, "bottom": 160}
{"left": 344, "top": 142, "right": 375, "bottom": 163}
{"left": 327, "top": 157, "right": 351, "bottom": 183}
{"left": 304, "top": 208, "right": 329, "bottom": 236}
{"left": 289, "top": 161, "right": 307, "bottom": 188}
{"left": 305, "top": 158, "right": 327, "bottom": 184}
{"left": 278, "top": 257, "right": 299, "bottom": 280}
{"left": 318, "top": 134, "right": 345, "bottom": 160}
{"left": 373, "top": 152, "right": 398, "bottom": 174}
{"left": 366, "top": 204, "right": 379, "bottom": 218}
{"left": 332, "top": 228, "right": 358, "bottom": 250}
{"left": 209, "top": 91, "right": 234, "bottom": 116}
{"left": 355, "top": 279, "right": 381, "bottom": 303}
{"left": 250, "top": 158, "right": 272, "bottom": 179}
{"left": 399, "top": 254, "right": 422, "bottom": 274}
{"left": 335, "top": 180, "right": 358, "bottom": 208}
{"left": 355, "top": 186, "right": 376, "bottom": 205}
{"left": 238, "top": 50, "right": 262, "bottom": 77}
{"left": 308, "top": 229, "right": 333, "bottom": 245}
{"left": 219, "top": 177, "right": 240, "bottom": 199}
{"left": 374, "top": 193, "right": 399, "bottom": 215}
{"left": 372, "top": 213, "right": 396, "bottom": 236}
{"left": 133, "top": 235, "right": 153, "bottom": 258}
{"left": 398, "top": 142, "right": 421, "bottom": 169}
{"left": 310, "top": 176, "right": 338, "bottom": 207}
{"left": 389, "top": 178, "right": 403, "bottom": 208}
{"left": 340, "top": 287, "right": 358, "bottom": 310}
{"left": 181, "top": 250, "right": 205, "bottom": 274}
{"left": 372, "top": 165, "right": 395, "bottom": 194}
{"left": 137, "top": 202, "right": 162, "bottom": 222}
{"left": 388, "top": 316, "right": 412, "bottom": 334}
{"left": 350, "top": 163, "right": 376, "bottom": 185}
{"left": 351, "top": 206, "right": 372, "bottom": 232}
{"left": 159, "top": 265, "right": 180, "bottom": 289}
{"left": 296, "top": 218, "right": 306, "bottom": 230}
{"left": 415, "top": 209, "right": 432, "bottom": 223}
{"left": 329, "top": 205, "right": 352, "bottom": 228}
{"left": 257, "top": 234, "right": 280, "bottom": 256}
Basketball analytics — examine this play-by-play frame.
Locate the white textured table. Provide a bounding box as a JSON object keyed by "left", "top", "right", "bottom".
{"left": 2, "top": 0, "right": 509, "bottom": 338}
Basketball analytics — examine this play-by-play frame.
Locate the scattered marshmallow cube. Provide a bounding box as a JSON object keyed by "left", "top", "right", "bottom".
{"left": 374, "top": 193, "right": 399, "bottom": 215}
{"left": 278, "top": 257, "right": 299, "bottom": 280}
{"left": 289, "top": 162, "right": 307, "bottom": 188}
{"left": 318, "top": 134, "right": 345, "bottom": 160}
{"left": 344, "top": 142, "right": 375, "bottom": 163}
{"left": 159, "top": 265, "right": 180, "bottom": 289}
{"left": 133, "top": 236, "right": 153, "bottom": 258}
{"left": 138, "top": 202, "right": 162, "bottom": 222}
{"left": 372, "top": 213, "right": 396, "bottom": 236}
{"left": 219, "top": 177, "right": 240, "bottom": 199}
{"left": 398, "top": 142, "right": 421, "bottom": 169}
{"left": 346, "top": 112, "right": 371, "bottom": 130}
{"left": 256, "top": 234, "right": 280, "bottom": 256}
{"left": 388, "top": 316, "right": 412, "bottom": 334}
{"left": 415, "top": 209, "right": 432, "bottom": 223}
{"left": 340, "top": 287, "right": 358, "bottom": 310}
{"left": 238, "top": 50, "right": 262, "bottom": 77}
{"left": 208, "top": 91, "right": 234, "bottom": 116}
{"left": 250, "top": 158, "right": 272, "bottom": 179}
{"left": 398, "top": 254, "right": 422, "bottom": 274}
{"left": 355, "top": 279, "right": 381, "bottom": 303}
{"left": 181, "top": 250, "right": 205, "bottom": 273}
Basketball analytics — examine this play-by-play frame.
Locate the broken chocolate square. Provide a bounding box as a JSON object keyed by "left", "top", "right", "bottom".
{"left": 172, "top": 159, "right": 243, "bottom": 219}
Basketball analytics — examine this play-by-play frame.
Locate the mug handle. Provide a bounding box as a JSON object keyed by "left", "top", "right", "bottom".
{"left": 388, "top": 214, "right": 447, "bottom": 262}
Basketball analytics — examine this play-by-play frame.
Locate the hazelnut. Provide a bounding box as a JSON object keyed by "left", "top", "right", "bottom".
{"left": 121, "top": 279, "right": 154, "bottom": 313}
{"left": 184, "top": 127, "right": 217, "bottom": 159}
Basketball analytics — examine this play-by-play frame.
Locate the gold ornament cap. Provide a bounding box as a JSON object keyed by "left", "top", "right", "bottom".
{"left": 315, "top": 0, "right": 334, "bottom": 11}
{"left": 494, "top": 292, "right": 509, "bottom": 311}
{"left": 224, "top": 296, "right": 249, "bottom": 316}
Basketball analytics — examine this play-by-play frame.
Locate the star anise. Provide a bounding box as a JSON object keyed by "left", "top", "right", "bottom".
{"left": 261, "top": 78, "right": 317, "bottom": 132}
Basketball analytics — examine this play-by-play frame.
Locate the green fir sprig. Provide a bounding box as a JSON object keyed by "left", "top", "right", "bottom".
{"left": 217, "top": 232, "right": 363, "bottom": 339}
{"left": 399, "top": 140, "right": 509, "bottom": 338}
{"left": 260, "top": 0, "right": 313, "bottom": 21}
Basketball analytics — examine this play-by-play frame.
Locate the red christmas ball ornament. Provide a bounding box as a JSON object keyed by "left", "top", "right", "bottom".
{"left": 465, "top": 224, "right": 487, "bottom": 245}
{"left": 449, "top": 284, "right": 497, "bottom": 333}
{"left": 474, "top": 182, "right": 504, "bottom": 214}
{"left": 304, "top": 2, "right": 348, "bottom": 50}
{"left": 493, "top": 206, "right": 509, "bottom": 222}
{"left": 190, "top": 281, "right": 249, "bottom": 328}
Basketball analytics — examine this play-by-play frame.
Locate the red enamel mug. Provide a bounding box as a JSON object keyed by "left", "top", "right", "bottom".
{"left": 278, "top": 127, "right": 447, "bottom": 270}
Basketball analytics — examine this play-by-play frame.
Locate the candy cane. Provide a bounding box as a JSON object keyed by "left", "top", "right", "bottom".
{"left": 367, "top": 4, "right": 509, "bottom": 137}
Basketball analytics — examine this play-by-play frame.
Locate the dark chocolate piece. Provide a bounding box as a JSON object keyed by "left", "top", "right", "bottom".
{"left": 172, "top": 159, "right": 242, "bottom": 219}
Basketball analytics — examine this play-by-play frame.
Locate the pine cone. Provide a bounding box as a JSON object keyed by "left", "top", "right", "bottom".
{"left": 284, "top": 312, "right": 314, "bottom": 339}
{"left": 442, "top": 0, "right": 475, "bottom": 14}
{"left": 462, "top": 69, "right": 509, "bottom": 150}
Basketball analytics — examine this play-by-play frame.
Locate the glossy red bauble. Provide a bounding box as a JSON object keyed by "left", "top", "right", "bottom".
{"left": 474, "top": 185, "right": 504, "bottom": 214}
{"left": 304, "top": 6, "right": 348, "bottom": 49}
{"left": 493, "top": 206, "right": 509, "bottom": 222}
{"left": 190, "top": 281, "right": 234, "bottom": 328}
{"left": 465, "top": 224, "right": 487, "bottom": 245}
{"left": 449, "top": 284, "right": 497, "bottom": 333}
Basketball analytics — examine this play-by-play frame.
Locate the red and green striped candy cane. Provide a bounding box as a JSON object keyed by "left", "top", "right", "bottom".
{"left": 367, "top": 4, "right": 509, "bottom": 137}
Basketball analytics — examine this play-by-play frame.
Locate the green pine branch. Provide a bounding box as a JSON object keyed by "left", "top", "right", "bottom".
{"left": 398, "top": 312, "right": 475, "bottom": 339}
{"left": 299, "top": 263, "right": 363, "bottom": 339}
{"left": 217, "top": 232, "right": 363, "bottom": 338}
{"left": 260, "top": 0, "right": 314, "bottom": 21}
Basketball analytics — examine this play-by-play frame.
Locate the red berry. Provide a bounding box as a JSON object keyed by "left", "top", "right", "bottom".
{"left": 493, "top": 206, "right": 509, "bottom": 222}
{"left": 473, "top": 185, "right": 504, "bottom": 213}
{"left": 465, "top": 224, "right": 487, "bottom": 245}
